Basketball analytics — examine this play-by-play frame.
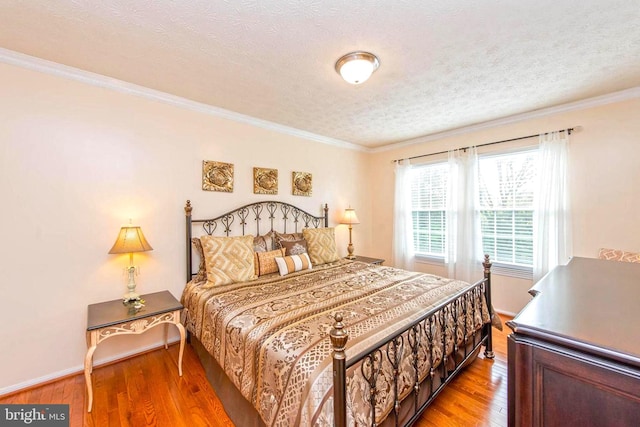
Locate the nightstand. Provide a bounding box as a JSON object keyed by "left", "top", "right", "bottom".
{"left": 349, "top": 255, "right": 384, "bottom": 265}
{"left": 84, "top": 291, "right": 185, "bottom": 412}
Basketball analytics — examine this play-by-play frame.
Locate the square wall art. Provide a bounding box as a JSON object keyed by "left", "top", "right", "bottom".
{"left": 253, "top": 167, "right": 278, "bottom": 195}
{"left": 292, "top": 171, "right": 312, "bottom": 196}
{"left": 202, "top": 160, "right": 234, "bottom": 192}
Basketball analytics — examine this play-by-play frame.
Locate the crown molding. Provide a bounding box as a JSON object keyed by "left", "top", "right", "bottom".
{"left": 2, "top": 47, "right": 637, "bottom": 154}
{"left": 369, "top": 86, "right": 640, "bottom": 153}
{"left": 0, "top": 47, "right": 365, "bottom": 152}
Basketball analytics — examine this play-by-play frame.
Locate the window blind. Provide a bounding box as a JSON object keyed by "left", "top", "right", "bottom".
{"left": 410, "top": 163, "right": 448, "bottom": 256}
{"left": 478, "top": 150, "right": 538, "bottom": 268}
{"left": 408, "top": 149, "right": 539, "bottom": 277}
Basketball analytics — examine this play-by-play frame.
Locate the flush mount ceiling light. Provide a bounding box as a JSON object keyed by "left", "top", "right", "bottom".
{"left": 335, "top": 51, "right": 380, "bottom": 85}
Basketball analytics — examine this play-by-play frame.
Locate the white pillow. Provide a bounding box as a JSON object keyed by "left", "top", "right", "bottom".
{"left": 275, "top": 253, "right": 313, "bottom": 276}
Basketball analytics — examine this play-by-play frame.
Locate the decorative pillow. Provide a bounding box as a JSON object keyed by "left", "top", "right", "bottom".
{"left": 490, "top": 305, "right": 503, "bottom": 331}
{"left": 275, "top": 253, "right": 312, "bottom": 276}
{"left": 279, "top": 238, "right": 308, "bottom": 256}
{"left": 200, "top": 235, "right": 256, "bottom": 285}
{"left": 274, "top": 231, "right": 304, "bottom": 247}
{"left": 621, "top": 251, "right": 640, "bottom": 263}
{"left": 191, "top": 237, "right": 207, "bottom": 282}
{"left": 254, "top": 248, "right": 286, "bottom": 276}
{"left": 254, "top": 231, "right": 277, "bottom": 252}
{"left": 598, "top": 248, "right": 623, "bottom": 261}
{"left": 303, "top": 227, "right": 340, "bottom": 266}
{"left": 598, "top": 248, "right": 640, "bottom": 263}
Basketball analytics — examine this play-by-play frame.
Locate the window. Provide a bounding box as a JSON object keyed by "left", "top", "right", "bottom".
{"left": 478, "top": 150, "right": 538, "bottom": 271}
{"left": 409, "top": 163, "right": 448, "bottom": 257}
{"left": 407, "top": 149, "right": 539, "bottom": 276}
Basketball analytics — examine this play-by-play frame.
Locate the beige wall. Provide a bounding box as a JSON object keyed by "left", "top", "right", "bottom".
{"left": 2, "top": 56, "right": 638, "bottom": 393}
{"left": 369, "top": 97, "right": 640, "bottom": 315}
{"left": 0, "top": 62, "right": 371, "bottom": 393}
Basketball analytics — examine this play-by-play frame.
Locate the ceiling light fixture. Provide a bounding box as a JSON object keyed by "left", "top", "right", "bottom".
{"left": 335, "top": 51, "right": 380, "bottom": 85}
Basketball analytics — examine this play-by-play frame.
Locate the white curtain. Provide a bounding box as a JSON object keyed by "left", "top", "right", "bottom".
{"left": 533, "top": 131, "right": 572, "bottom": 282}
{"left": 392, "top": 159, "right": 415, "bottom": 270}
{"left": 446, "top": 147, "right": 483, "bottom": 283}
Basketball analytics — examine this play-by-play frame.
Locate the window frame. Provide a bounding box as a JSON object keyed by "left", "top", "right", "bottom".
{"left": 477, "top": 147, "right": 538, "bottom": 279}
{"left": 406, "top": 147, "right": 538, "bottom": 279}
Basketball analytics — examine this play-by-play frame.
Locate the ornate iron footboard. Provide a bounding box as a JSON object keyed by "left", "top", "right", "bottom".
{"left": 330, "top": 256, "right": 494, "bottom": 427}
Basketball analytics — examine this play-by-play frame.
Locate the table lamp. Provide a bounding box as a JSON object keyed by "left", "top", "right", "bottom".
{"left": 108, "top": 223, "right": 153, "bottom": 301}
{"left": 340, "top": 207, "right": 360, "bottom": 259}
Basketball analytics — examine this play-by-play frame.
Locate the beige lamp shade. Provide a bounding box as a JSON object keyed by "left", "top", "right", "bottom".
{"left": 108, "top": 226, "right": 153, "bottom": 254}
{"left": 340, "top": 208, "right": 360, "bottom": 225}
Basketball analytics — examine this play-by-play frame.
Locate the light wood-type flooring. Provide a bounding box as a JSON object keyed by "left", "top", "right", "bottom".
{"left": 0, "top": 315, "right": 510, "bottom": 426}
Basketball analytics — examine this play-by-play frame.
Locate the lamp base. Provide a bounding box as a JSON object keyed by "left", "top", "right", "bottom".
{"left": 123, "top": 291, "right": 140, "bottom": 302}
{"left": 123, "top": 265, "right": 140, "bottom": 302}
{"left": 346, "top": 240, "right": 356, "bottom": 260}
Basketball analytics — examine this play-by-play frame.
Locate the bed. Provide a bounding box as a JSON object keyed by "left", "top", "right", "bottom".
{"left": 181, "top": 200, "right": 495, "bottom": 427}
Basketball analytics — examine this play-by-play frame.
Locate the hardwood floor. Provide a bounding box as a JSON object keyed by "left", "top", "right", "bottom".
{"left": 416, "top": 316, "right": 510, "bottom": 427}
{"left": 0, "top": 315, "right": 510, "bottom": 426}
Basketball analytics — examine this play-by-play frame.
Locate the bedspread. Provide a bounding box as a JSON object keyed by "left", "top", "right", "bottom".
{"left": 182, "top": 260, "right": 490, "bottom": 426}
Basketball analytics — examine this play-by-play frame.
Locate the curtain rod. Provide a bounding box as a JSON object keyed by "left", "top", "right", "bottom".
{"left": 393, "top": 127, "right": 575, "bottom": 163}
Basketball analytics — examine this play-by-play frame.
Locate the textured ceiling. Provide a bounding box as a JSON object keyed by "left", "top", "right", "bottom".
{"left": 0, "top": 1, "right": 638, "bottom": 148}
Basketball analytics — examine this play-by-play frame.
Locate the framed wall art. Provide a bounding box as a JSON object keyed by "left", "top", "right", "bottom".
{"left": 253, "top": 167, "right": 278, "bottom": 195}
{"left": 202, "top": 160, "right": 234, "bottom": 192}
{"left": 292, "top": 171, "right": 312, "bottom": 196}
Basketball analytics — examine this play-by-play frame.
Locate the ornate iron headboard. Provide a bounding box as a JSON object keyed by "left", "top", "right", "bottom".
{"left": 184, "top": 200, "right": 329, "bottom": 282}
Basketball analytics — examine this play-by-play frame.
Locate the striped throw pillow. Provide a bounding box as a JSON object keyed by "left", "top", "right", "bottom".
{"left": 275, "top": 253, "right": 312, "bottom": 276}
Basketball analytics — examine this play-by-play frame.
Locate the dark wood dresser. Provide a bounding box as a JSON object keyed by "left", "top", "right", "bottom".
{"left": 507, "top": 257, "right": 640, "bottom": 426}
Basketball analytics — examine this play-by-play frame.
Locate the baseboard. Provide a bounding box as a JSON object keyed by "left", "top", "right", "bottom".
{"left": 494, "top": 308, "right": 517, "bottom": 318}
{"left": 0, "top": 337, "right": 181, "bottom": 397}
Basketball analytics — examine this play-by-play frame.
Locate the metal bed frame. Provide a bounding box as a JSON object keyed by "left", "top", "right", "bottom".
{"left": 330, "top": 256, "right": 494, "bottom": 427}
{"left": 184, "top": 200, "right": 494, "bottom": 427}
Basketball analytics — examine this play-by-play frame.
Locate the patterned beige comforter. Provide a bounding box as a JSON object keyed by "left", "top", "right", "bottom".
{"left": 182, "top": 260, "right": 490, "bottom": 427}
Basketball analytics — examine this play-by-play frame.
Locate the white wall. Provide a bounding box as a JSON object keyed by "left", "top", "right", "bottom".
{"left": 0, "top": 62, "right": 371, "bottom": 393}
{"left": 369, "top": 97, "right": 640, "bottom": 315}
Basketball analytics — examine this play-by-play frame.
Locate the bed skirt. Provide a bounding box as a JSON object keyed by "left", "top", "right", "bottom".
{"left": 191, "top": 335, "right": 267, "bottom": 427}
{"left": 190, "top": 333, "right": 482, "bottom": 427}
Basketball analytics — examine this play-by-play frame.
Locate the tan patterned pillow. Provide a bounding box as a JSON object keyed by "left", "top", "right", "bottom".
{"left": 621, "top": 251, "right": 640, "bottom": 263}
{"left": 191, "top": 237, "right": 207, "bottom": 282}
{"left": 598, "top": 248, "right": 624, "bottom": 261}
{"left": 303, "top": 227, "right": 340, "bottom": 266}
{"left": 274, "top": 231, "right": 304, "bottom": 247}
{"left": 599, "top": 247, "right": 640, "bottom": 263}
{"left": 254, "top": 248, "right": 286, "bottom": 276}
{"left": 254, "top": 231, "right": 277, "bottom": 252}
{"left": 200, "top": 235, "right": 256, "bottom": 285}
